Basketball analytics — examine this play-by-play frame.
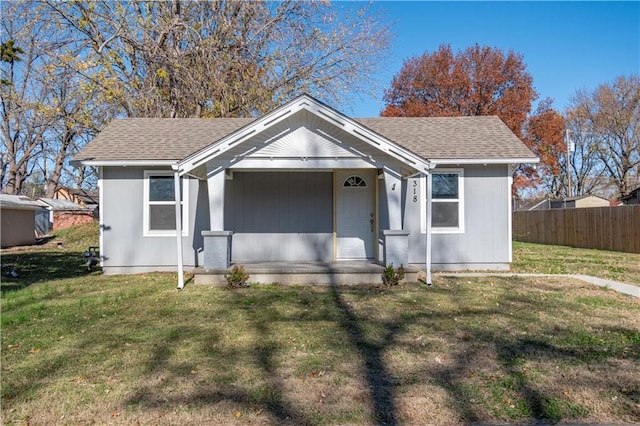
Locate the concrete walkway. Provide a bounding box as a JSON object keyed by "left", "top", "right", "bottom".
{"left": 434, "top": 272, "right": 640, "bottom": 298}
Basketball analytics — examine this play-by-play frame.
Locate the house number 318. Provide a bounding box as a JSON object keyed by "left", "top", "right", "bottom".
{"left": 412, "top": 180, "right": 418, "bottom": 202}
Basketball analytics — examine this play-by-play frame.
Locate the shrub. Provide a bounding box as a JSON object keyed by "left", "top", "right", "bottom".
{"left": 224, "top": 265, "right": 250, "bottom": 289}
{"left": 381, "top": 263, "right": 405, "bottom": 287}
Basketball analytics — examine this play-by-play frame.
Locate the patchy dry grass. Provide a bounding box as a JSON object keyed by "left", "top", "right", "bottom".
{"left": 2, "top": 273, "right": 639, "bottom": 425}
{"left": 512, "top": 241, "right": 640, "bottom": 285}
{"left": 2, "top": 227, "right": 639, "bottom": 424}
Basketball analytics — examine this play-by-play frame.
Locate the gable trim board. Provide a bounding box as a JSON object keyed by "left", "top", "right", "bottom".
{"left": 74, "top": 94, "right": 538, "bottom": 286}
{"left": 176, "top": 95, "right": 432, "bottom": 178}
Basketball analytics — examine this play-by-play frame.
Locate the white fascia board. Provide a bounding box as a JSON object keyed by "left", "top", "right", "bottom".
{"left": 177, "top": 93, "right": 432, "bottom": 176}
{"left": 76, "top": 160, "right": 178, "bottom": 167}
{"left": 431, "top": 157, "right": 539, "bottom": 166}
{"left": 304, "top": 100, "right": 431, "bottom": 174}
{"left": 177, "top": 99, "right": 304, "bottom": 174}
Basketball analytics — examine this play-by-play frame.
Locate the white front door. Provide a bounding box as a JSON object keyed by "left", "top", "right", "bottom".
{"left": 336, "top": 170, "right": 375, "bottom": 259}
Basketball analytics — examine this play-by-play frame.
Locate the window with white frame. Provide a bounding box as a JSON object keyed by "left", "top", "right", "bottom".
{"left": 143, "top": 171, "right": 188, "bottom": 236}
{"left": 431, "top": 169, "right": 464, "bottom": 232}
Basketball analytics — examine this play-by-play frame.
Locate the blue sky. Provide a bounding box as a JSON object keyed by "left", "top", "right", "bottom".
{"left": 344, "top": 1, "right": 639, "bottom": 117}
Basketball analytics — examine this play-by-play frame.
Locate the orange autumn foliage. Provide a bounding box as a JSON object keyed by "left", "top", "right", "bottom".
{"left": 382, "top": 44, "right": 536, "bottom": 139}
{"left": 525, "top": 98, "right": 566, "bottom": 177}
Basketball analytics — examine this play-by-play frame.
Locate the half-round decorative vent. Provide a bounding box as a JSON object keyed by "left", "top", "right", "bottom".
{"left": 343, "top": 175, "right": 367, "bottom": 187}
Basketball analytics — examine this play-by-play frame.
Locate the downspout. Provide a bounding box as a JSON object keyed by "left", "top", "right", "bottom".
{"left": 173, "top": 168, "right": 185, "bottom": 290}
{"left": 425, "top": 171, "right": 433, "bottom": 285}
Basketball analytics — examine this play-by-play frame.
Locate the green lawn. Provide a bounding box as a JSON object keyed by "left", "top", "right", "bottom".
{"left": 1, "top": 226, "right": 639, "bottom": 425}
{"left": 512, "top": 241, "right": 640, "bottom": 285}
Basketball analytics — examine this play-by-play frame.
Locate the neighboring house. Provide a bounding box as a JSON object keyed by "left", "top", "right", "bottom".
{"left": 73, "top": 94, "right": 538, "bottom": 286}
{"left": 549, "top": 194, "right": 610, "bottom": 209}
{"left": 53, "top": 187, "right": 99, "bottom": 216}
{"left": 37, "top": 198, "right": 95, "bottom": 231}
{"left": 619, "top": 186, "right": 640, "bottom": 205}
{"left": 0, "top": 194, "right": 47, "bottom": 247}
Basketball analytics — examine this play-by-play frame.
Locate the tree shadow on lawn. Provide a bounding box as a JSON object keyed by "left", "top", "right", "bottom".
{"left": 124, "top": 290, "right": 314, "bottom": 425}
{"left": 73, "top": 279, "right": 637, "bottom": 425}
{"left": 427, "top": 282, "right": 640, "bottom": 424}
{"left": 119, "top": 282, "right": 403, "bottom": 425}
{"left": 1, "top": 250, "right": 98, "bottom": 293}
{"left": 328, "top": 282, "right": 403, "bottom": 425}
{"left": 128, "top": 285, "right": 640, "bottom": 425}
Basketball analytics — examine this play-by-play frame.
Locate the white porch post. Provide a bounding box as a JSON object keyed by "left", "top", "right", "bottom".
{"left": 383, "top": 167, "right": 402, "bottom": 229}
{"left": 425, "top": 171, "right": 433, "bottom": 285}
{"left": 207, "top": 165, "right": 225, "bottom": 231}
{"left": 202, "top": 165, "right": 232, "bottom": 269}
{"left": 174, "top": 170, "right": 185, "bottom": 290}
{"left": 382, "top": 167, "right": 409, "bottom": 267}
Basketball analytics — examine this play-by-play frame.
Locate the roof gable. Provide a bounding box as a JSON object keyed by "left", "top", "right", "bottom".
{"left": 246, "top": 114, "right": 357, "bottom": 159}
{"left": 177, "top": 94, "right": 431, "bottom": 175}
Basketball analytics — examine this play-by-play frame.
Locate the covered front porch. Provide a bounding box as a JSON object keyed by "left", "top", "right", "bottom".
{"left": 172, "top": 95, "right": 433, "bottom": 288}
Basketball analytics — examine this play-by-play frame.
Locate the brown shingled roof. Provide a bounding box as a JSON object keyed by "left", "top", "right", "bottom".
{"left": 74, "top": 115, "right": 535, "bottom": 163}
{"left": 75, "top": 118, "right": 254, "bottom": 162}
{"left": 356, "top": 116, "right": 534, "bottom": 160}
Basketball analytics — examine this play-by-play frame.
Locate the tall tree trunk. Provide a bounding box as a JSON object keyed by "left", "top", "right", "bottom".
{"left": 44, "top": 129, "right": 74, "bottom": 198}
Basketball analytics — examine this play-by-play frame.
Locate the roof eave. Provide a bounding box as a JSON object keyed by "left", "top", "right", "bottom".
{"left": 72, "top": 159, "right": 178, "bottom": 167}
{"left": 431, "top": 157, "right": 540, "bottom": 165}
{"left": 0, "top": 203, "right": 46, "bottom": 211}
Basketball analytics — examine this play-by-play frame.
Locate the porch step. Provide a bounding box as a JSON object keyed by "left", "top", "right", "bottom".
{"left": 193, "top": 261, "right": 419, "bottom": 286}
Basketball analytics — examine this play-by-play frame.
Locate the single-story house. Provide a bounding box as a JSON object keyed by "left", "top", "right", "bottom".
{"left": 37, "top": 198, "right": 95, "bottom": 231}
{"left": 618, "top": 186, "right": 640, "bottom": 205}
{"left": 0, "top": 194, "right": 48, "bottom": 248}
{"left": 549, "top": 194, "right": 610, "bottom": 209}
{"left": 53, "top": 186, "right": 99, "bottom": 216}
{"left": 73, "top": 94, "right": 538, "bottom": 287}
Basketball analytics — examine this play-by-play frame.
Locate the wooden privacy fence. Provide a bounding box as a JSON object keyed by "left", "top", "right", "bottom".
{"left": 513, "top": 205, "right": 640, "bottom": 254}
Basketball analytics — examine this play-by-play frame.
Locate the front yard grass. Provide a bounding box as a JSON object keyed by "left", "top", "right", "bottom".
{"left": 512, "top": 241, "right": 640, "bottom": 285}
{"left": 2, "top": 273, "right": 639, "bottom": 425}
{"left": 2, "top": 227, "right": 639, "bottom": 424}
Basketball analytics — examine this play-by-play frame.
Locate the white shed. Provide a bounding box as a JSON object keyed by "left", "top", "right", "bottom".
{"left": 0, "top": 195, "right": 48, "bottom": 248}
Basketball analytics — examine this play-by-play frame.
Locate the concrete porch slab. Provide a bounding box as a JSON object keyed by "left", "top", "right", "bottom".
{"left": 193, "top": 261, "right": 419, "bottom": 286}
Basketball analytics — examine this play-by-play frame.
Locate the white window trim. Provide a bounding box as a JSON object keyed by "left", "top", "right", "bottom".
{"left": 421, "top": 168, "right": 465, "bottom": 234}
{"left": 143, "top": 170, "right": 189, "bottom": 237}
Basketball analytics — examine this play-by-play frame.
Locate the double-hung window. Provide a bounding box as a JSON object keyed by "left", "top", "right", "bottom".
{"left": 431, "top": 169, "right": 464, "bottom": 233}
{"left": 143, "top": 170, "right": 188, "bottom": 236}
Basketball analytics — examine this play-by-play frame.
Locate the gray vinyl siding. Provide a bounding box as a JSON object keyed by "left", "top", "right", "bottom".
{"left": 101, "top": 167, "right": 205, "bottom": 271}
{"left": 225, "top": 172, "right": 333, "bottom": 261}
{"left": 406, "top": 164, "right": 511, "bottom": 268}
